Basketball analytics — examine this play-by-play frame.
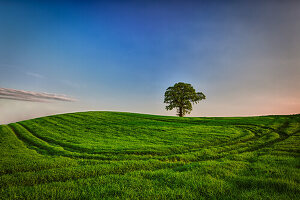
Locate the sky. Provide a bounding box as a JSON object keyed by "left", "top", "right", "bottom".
{"left": 0, "top": 0, "right": 300, "bottom": 124}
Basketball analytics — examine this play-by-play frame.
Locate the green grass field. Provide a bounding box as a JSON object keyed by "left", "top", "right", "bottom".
{"left": 0, "top": 111, "right": 299, "bottom": 199}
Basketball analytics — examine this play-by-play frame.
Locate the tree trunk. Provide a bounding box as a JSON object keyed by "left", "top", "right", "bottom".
{"left": 179, "top": 107, "right": 183, "bottom": 117}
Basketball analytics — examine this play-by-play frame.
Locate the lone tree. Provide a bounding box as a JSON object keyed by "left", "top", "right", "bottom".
{"left": 164, "top": 82, "right": 206, "bottom": 117}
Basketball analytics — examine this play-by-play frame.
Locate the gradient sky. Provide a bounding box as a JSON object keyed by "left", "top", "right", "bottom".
{"left": 0, "top": 0, "right": 300, "bottom": 124}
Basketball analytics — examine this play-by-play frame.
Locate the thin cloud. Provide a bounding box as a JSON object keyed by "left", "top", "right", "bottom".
{"left": 0, "top": 88, "right": 76, "bottom": 102}
{"left": 26, "top": 72, "right": 44, "bottom": 79}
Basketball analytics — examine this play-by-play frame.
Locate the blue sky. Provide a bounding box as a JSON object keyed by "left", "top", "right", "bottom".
{"left": 0, "top": 0, "right": 299, "bottom": 123}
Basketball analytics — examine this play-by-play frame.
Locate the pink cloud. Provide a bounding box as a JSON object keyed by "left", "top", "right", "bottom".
{"left": 0, "top": 88, "right": 76, "bottom": 102}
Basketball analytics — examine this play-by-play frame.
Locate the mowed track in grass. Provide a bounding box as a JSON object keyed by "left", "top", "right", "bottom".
{"left": 0, "top": 112, "right": 299, "bottom": 199}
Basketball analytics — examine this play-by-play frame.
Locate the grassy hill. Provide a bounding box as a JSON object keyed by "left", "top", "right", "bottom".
{"left": 0, "top": 111, "right": 299, "bottom": 199}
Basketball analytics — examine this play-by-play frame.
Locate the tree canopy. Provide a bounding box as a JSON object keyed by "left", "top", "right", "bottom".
{"left": 164, "top": 82, "right": 206, "bottom": 117}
